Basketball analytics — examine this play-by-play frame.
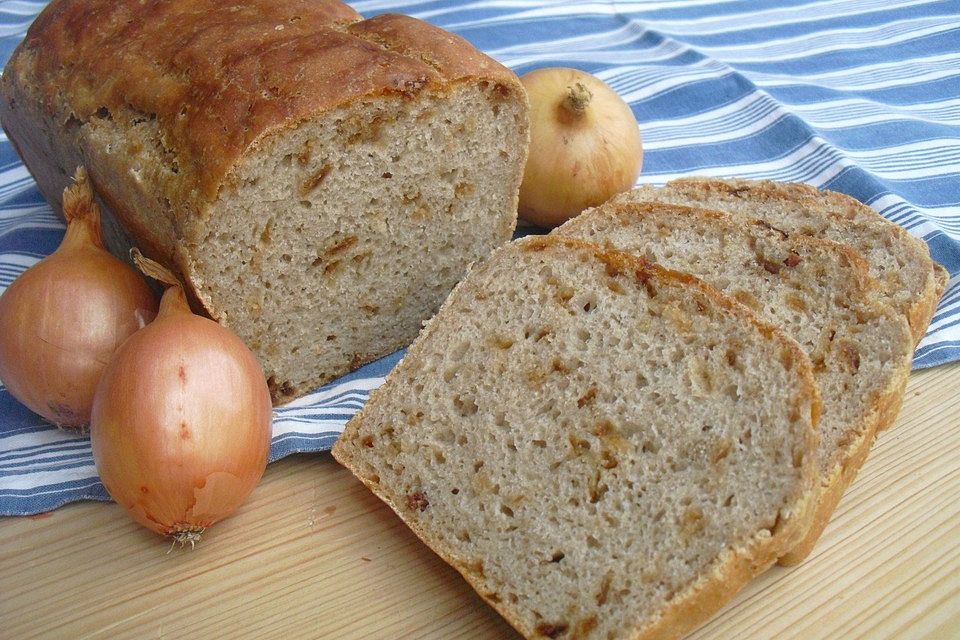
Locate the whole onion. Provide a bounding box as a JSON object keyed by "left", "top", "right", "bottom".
{"left": 518, "top": 67, "right": 643, "bottom": 227}
{"left": 91, "top": 251, "right": 272, "bottom": 546}
{"left": 0, "top": 168, "right": 157, "bottom": 428}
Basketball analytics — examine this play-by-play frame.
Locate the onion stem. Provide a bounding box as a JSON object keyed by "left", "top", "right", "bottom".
{"left": 562, "top": 82, "right": 593, "bottom": 115}
{"left": 131, "top": 249, "right": 193, "bottom": 315}
{"left": 131, "top": 249, "right": 182, "bottom": 289}
{"left": 61, "top": 167, "right": 104, "bottom": 248}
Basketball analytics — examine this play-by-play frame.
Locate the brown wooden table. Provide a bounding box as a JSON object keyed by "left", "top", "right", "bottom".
{"left": 2, "top": 364, "right": 958, "bottom": 639}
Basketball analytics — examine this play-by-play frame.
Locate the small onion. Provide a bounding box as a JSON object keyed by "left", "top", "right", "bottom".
{"left": 0, "top": 168, "right": 157, "bottom": 428}
{"left": 518, "top": 67, "right": 643, "bottom": 227}
{"left": 91, "top": 252, "right": 272, "bottom": 546}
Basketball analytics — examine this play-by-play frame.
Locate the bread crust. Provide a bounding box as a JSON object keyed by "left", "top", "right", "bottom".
{"left": 0, "top": 0, "right": 523, "bottom": 262}
{"left": 3, "top": 1, "right": 519, "bottom": 202}
{"left": 334, "top": 235, "right": 820, "bottom": 640}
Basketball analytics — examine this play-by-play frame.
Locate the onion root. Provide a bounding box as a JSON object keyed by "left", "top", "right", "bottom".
{"left": 167, "top": 527, "right": 206, "bottom": 552}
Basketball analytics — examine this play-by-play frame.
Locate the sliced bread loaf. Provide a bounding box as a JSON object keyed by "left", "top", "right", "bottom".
{"left": 333, "top": 236, "right": 819, "bottom": 640}
{"left": 557, "top": 202, "right": 914, "bottom": 565}
{"left": 0, "top": 0, "right": 529, "bottom": 402}
{"left": 611, "top": 178, "right": 946, "bottom": 344}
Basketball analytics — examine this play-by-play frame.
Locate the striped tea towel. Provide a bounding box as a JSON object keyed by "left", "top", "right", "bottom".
{"left": 2, "top": 0, "right": 959, "bottom": 515}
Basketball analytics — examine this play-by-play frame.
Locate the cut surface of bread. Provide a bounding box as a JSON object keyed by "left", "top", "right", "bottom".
{"left": 612, "top": 178, "right": 946, "bottom": 344}
{"left": 334, "top": 236, "right": 819, "bottom": 640}
{"left": 558, "top": 202, "right": 914, "bottom": 565}
{"left": 183, "top": 82, "right": 525, "bottom": 400}
{"left": 0, "top": 0, "right": 529, "bottom": 402}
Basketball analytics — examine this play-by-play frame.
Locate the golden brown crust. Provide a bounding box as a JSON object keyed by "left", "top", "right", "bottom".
{"left": 347, "top": 13, "right": 521, "bottom": 88}
{"left": 334, "top": 235, "right": 820, "bottom": 640}
{"left": 17, "top": 0, "right": 359, "bottom": 202}
{"left": 1, "top": 0, "right": 522, "bottom": 240}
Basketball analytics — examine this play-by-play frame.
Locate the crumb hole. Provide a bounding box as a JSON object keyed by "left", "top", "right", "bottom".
{"left": 453, "top": 394, "right": 479, "bottom": 417}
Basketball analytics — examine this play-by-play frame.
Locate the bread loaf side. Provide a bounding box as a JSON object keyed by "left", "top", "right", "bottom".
{"left": 334, "top": 236, "right": 819, "bottom": 640}
{"left": 0, "top": 0, "right": 529, "bottom": 401}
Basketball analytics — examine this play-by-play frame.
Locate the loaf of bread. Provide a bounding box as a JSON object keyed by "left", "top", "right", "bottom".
{"left": 612, "top": 178, "right": 946, "bottom": 344}
{"left": 557, "top": 201, "right": 914, "bottom": 565}
{"left": 334, "top": 236, "right": 819, "bottom": 640}
{"left": 0, "top": 0, "right": 529, "bottom": 402}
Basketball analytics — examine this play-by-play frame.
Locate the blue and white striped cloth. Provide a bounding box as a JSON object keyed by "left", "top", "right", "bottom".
{"left": 2, "top": 0, "right": 959, "bottom": 516}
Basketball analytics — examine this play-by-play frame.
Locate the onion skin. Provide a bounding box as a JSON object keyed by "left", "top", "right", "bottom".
{"left": 0, "top": 169, "right": 157, "bottom": 427}
{"left": 518, "top": 68, "right": 643, "bottom": 227}
{"left": 91, "top": 283, "right": 272, "bottom": 540}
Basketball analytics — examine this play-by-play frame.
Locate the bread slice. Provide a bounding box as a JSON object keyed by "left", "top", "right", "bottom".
{"left": 0, "top": 0, "right": 529, "bottom": 402}
{"left": 611, "top": 178, "right": 946, "bottom": 344}
{"left": 558, "top": 202, "right": 914, "bottom": 565}
{"left": 333, "top": 236, "right": 819, "bottom": 640}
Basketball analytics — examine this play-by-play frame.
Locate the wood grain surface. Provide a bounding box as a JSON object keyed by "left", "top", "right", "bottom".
{"left": 1, "top": 364, "right": 958, "bottom": 640}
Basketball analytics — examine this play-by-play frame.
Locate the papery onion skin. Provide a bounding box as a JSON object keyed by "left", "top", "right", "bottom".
{"left": 91, "top": 283, "right": 272, "bottom": 540}
{"left": 0, "top": 169, "right": 157, "bottom": 427}
{"left": 518, "top": 68, "right": 643, "bottom": 227}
